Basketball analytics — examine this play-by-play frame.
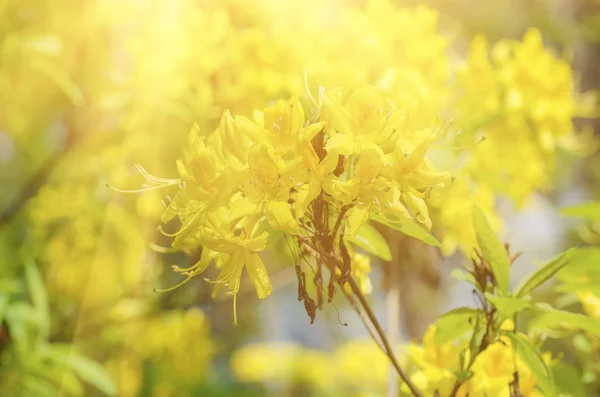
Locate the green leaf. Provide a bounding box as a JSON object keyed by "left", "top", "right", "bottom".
{"left": 472, "top": 204, "right": 510, "bottom": 295}
{"left": 504, "top": 332, "right": 555, "bottom": 397}
{"left": 560, "top": 201, "right": 600, "bottom": 220}
{"left": 434, "top": 307, "right": 481, "bottom": 344}
{"left": 485, "top": 293, "right": 531, "bottom": 318}
{"left": 530, "top": 308, "right": 600, "bottom": 336}
{"left": 371, "top": 214, "right": 440, "bottom": 247}
{"left": 350, "top": 222, "right": 392, "bottom": 261}
{"left": 47, "top": 346, "right": 117, "bottom": 396}
{"left": 515, "top": 248, "right": 578, "bottom": 298}
{"left": 552, "top": 362, "right": 587, "bottom": 397}
{"left": 5, "top": 301, "right": 38, "bottom": 345}
{"left": 0, "top": 278, "right": 23, "bottom": 294}
{"left": 24, "top": 260, "right": 50, "bottom": 341}
{"left": 466, "top": 315, "right": 485, "bottom": 368}
{"left": 68, "top": 354, "right": 117, "bottom": 396}
{"left": 450, "top": 268, "right": 477, "bottom": 287}
{"left": 23, "top": 375, "right": 60, "bottom": 397}
{"left": 557, "top": 247, "right": 600, "bottom": 286}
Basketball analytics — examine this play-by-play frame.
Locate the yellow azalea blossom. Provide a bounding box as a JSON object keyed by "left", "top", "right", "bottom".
{"left": 107, "top": 308, "right": 214, "bottom": 397}
{"left": 139, "top": 84, "right": 452, "bottom": 321}
{"left": 462, "top": 341, "right": 544, "bottom": 397}
{"left": 406, "top": 325, "right": 463, "bottom": 396}
{"left": 456, "top": 28, "right": 597, "bottom": 205}
{"left": 231, "top": 339, "right": 405, "bottom": 394}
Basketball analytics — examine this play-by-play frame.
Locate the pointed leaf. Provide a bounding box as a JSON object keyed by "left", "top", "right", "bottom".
{"left": 24, "top": 260, "right": 50, "bottom": 340}
{"left": 560, "top": 201, "right": 600, "bottom": 220}
{"left": 350, "top": 223, "right": 392, "bottom": 261}
{"left": 504, "top": 332, "right": 555, "bottom": 397}
{"left": 515, "top": 248, "right": 577, "bottom": 298}
{"left": 485, "top": 293, "right": 531, "bottom": 318}
{"left": 371, "top": 214, "right": 440, "bottom": 247}
{"left": 466, "top": 315, "right": 485, "bottom": 368}
{"left": 553, "top": 362, "right": 587, "bottom": 397}
{"left": 530, "top": 308, "right": 600, "bottom": 336}
{"left": 472, "top": 204, "right": 510, "bottom": 295}
{"left": 434, "top": 307, "right": 481, "bottom": 344}
{"left": 66, "top": 353, "right": 117, "bottom": 396}
{"left": 46, "top": 345, "right": 117, "bottom": 397}
{"left": 450, "top": 268, "right": 477, "bottom": 287}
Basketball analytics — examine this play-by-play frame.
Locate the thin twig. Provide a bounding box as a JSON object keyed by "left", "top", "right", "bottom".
{"left": 341, "top": 287, "right": 386, "bottom": 352}
{"left": 345, "top": 276, "right": 424, "bottom": 397}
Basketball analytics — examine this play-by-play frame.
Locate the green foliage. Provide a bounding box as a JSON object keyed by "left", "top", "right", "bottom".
{"left": 503, "top": 332, "right": 555, "bottom": 397}
{"left": 515, "top": 248, "right": 578, "bottom": 298}
{"left": 529, "top": 307, "right": 600, "bottom": 336}
{"left": 0, "top": 262, "right": 116, "bottom": 396}
{"left": 472, "top": 204, "right": 510, "bottom": 295}
{"left": 47, "top": 346, "right": 117, "bottom": 396}
{"left": 371, "top": 214, "right": 441, "bottom": 247}
{"left": 484, "top": 294, "right": 531, "bottom": 319}
{"left": 350, "top": 223, "right": 392, "bottom": 261}
{"left": 450, "top": 268, "right": 478, "bottom": 287}
{"left": 561, "top": 201, "right": 600, "bottom": 219}
{"left": 433, "top": 307, "right": 481, "bottom": 344}
{"left": 552, "top": 362, "right": 588, "bottom": 397}
{"left": 427, "top": 215, "right": 600, "bottom": 395}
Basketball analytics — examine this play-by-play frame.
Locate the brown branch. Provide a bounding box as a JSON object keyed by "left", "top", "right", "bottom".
{"left": 0, "top": 122, "right": 79, "bottom": 227}
{"left": 0, "top": 152, "right": 65, "bottom": 226}
{"left": 341, "top": 287, "right": 385, "bottom": 352}
{"left": 345, "top": 275, "right": 424, "bottom": 397}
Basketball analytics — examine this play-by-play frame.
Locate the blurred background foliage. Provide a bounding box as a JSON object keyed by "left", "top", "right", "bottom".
{"left": 1, "top": 0, "right": 600, "bottom": 396}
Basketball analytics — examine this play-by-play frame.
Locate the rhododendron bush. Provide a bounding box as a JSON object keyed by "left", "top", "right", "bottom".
{"left": 2, "top": 0, "right": 600, "bottom": 396}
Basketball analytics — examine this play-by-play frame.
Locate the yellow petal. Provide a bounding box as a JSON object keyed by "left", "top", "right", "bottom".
{"left": 266, "top": 201, "right": 299, "bottom": 234}
{"left": 345, "top": 207, "right": 369, "bottom": 237}
{"left": 326, "top": 134, "right": 356, "bottom": 156}
{"left": 245, "top": 253, "right": 272, "bottom": 299}
{"left": 355, "top": 146, "right": 384, "bottom": 182}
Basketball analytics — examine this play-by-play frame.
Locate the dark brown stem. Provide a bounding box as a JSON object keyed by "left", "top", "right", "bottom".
{"left": 341, "top": 287, "right": 385, "bottom": 352}
{"left": 0, "top": 153, "right": 63, "bottom": 225}
{"left": 329, "top": 204, "right": 351, "bottom": 243}
{"left": 345, "top": 276, "right": 424, "bottom": 397}
{"left": 0, "top": 123, "right": 78, "bottom": 227}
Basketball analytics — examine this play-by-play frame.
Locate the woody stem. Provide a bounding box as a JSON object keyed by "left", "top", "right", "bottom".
{"left": 345, "top": 276, "right": 424, "bottom": 397}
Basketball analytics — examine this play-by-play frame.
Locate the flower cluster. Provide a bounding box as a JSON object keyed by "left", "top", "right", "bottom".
{"left": 152, "top": 85, "right": 452, "bottom": 318}
{"left": 431, "top": 27, "right": 597, "bottom": 255}
{"left": 28, "top": 183, "right": 146, "bottom": 307}
{"left": 106, "top": 308, "right": 214, "bottom": 397}
{"left": 230, "top": 324, "right": 550, "bottom": 397}
{"left": 407, "top": 324, "right": 548, "bottom": 397}
{"left": 231, "top": 340, "right": 404, "bottom": 395}
{"left": 456, "top": 28, "right": 596, "bottom": 203}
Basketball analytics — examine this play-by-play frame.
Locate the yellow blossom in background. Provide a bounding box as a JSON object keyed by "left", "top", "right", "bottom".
{"left": 107, "top": 308, "right": 214, "bottom": 397}
{"left": 231, "top": 343, "right": 332, "bottom": 389}
{"left": 456, "top": 28, "right": 597, "bottom": 204}
{"left": 28, "top": 183, "right": 147, "bottom": 308}
{"left": 406, "top": 325, "right": 462, "bottom": 395}
{"left": 231, "top": 340, "right": 405, "bottom": 395}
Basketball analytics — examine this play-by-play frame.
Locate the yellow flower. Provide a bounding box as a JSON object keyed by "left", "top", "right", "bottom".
{"left": 145, "top": 84, "right": 451, "bottom": 315}
{"left": 456, "top": 28, "right": 596, "bottom": 205}
{"left": 407, "top": 325, "right": 463, "bottom": 395}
